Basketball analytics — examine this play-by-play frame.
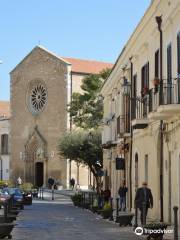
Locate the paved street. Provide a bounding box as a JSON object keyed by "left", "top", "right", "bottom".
{"left": 12, "top": 192, "right": 142, "bottom": 240}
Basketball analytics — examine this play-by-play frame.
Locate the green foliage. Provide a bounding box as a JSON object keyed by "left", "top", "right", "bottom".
{"left": 103, "top": 202, "right": 112, "bottom": 211}
{"left": 59, "top": 130, "right": 103, "bottom": 177}
{"left": 101, "top": 202, "right": 112, "bottom": 219}
{"left": 68, "top": 68, "right": 111, "bottom": 129}
{"left": 20, "top": 183, "right": 33, "bottom": 192}
{"left": 0, "top": 180, "right": 13, "bottom": 188}
{"left": 71, "top": 194, "right": 82, "bottom": 206}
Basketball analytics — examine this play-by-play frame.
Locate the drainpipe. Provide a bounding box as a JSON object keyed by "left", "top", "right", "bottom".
{"left": 129, "top": 57, "right": 133, "bottom": 211}
{"left": 69, "top": 71, "right": 73, "bottom": 184}
{"left": 156, "top": 15, "right": 164, "bottom": 222}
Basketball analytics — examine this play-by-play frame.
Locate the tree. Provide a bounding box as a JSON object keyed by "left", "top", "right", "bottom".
{"left": 68, "top": 68, "right": 111, "bottom": 129}
{"left": 59, "top": 130, "right": 103, "bottom": 191}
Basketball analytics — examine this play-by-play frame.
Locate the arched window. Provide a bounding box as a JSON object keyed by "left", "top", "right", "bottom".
{"left": 135, "top": 153, "right": 139, "bottom": 190}
{"left": 1, "top": 134, "right": 9, "bottom": 155}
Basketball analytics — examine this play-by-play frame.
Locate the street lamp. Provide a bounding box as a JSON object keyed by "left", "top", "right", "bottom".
{"left": 122, "top": 78, "right": 131, "bottom": 95}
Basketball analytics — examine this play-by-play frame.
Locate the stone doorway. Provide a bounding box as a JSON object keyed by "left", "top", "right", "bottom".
{"left": 35, "top": 162, "right": 44, "bottom": 187}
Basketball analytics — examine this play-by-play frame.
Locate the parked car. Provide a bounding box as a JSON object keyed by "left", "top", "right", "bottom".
{"left": 2, "top": 188, "right": 24, "bottom": 209}
{"left": 0, "top": 189, "right": 11, "bottom": 203}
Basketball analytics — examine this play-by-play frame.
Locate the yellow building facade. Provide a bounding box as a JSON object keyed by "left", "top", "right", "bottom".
{"left": 101, "top": 0, "right": 180, "bottom": 223}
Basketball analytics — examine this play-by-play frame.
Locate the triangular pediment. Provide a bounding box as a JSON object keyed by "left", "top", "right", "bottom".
{"left": 10, "top": 45, "right": 71, "bottom": 74}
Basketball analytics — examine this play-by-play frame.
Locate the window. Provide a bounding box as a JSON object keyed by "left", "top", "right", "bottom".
{"left": 167, "top": 44, "right": 172, "bottom": 83}
{"left": 155, "top": 49, "right": 159, "bottom": 78}
{"left": 141, "top": 62, "right": 149, "bottom": 96}
{"left": 167, "top": 43, "right": 172, "bottom": 104}
{"left": 135, "top": 153, "right": 138, "bottom": 190}
{"left": 141, "top": 63, "right": 149, "bottom": 117}
{"left": 131, "top": 74, "right": 137, "bottom": 120}
{"left": 117, "top": 116, "right": 120, "bottom": 135}
{"left": 177, "top": 32, "right": 180, "bottom": 103}
{"left": 1, "top": 134, "right": 9, "bottom": 155}
{"left": 177, "top": 32, "right": 180, "bottom": 76}
{"left": 145, "top": 154, "right": 148, "bottom": 183}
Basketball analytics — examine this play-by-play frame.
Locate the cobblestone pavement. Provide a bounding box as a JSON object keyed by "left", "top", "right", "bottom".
{"left": 12, "top": 192, "right": 142, "bottom": 240}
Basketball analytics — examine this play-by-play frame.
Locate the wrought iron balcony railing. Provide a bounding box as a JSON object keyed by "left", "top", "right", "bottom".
{"left": 148, "top": 81, "right": 180, "bottom": 113}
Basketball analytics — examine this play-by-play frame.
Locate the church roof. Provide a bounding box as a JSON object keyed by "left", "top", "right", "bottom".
{"left": 0, "top": 101, "right": 10, "bottom": 119}
{"left": 10, "top": 45, "right": 113, "bottom": 75}
{"left": 62, "top": 57, "right": 113, "bottom": 74}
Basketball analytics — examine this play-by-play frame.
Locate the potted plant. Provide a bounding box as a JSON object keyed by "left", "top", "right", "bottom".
{"left": 101, "top": 202, "right": 112, "bottom": 219}
{"left": 152, "top": 77, "right": 160, "bottom": 86}
{"left": 144, "top": 222, "right": 168, "bottom": 240}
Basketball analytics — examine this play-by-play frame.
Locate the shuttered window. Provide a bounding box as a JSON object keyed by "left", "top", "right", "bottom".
{"left": 167, "top": 43, "right": 172, "bottom": 104}
{"left": 177, "top": 32, "right": 180, "bottom": 76}
{"left": 155, "top": 49, "right": 159, "bottom": 78}
{"left": 1, "top": 134, "right": 9, "bottom": 155}
{"left": 117, "top": 116, "right": 120, "bottom": 135}
{"left": 131, "top": 74, "right": 137, "bottom": 120}
{"left": 141, "top": 62, "right": 149, "bottom": 96}
{"left": 167, "top": 44, "right": 172, "bottom": 83}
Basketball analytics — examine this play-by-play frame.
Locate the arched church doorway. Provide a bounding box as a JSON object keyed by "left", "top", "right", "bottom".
{"left": 35, "top": 162, "right": 44, "bottom": 187}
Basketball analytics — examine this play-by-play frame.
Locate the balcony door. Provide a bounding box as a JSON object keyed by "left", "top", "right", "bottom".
{"left": 167, "top": 43, "right": 172, "bottom": 104}
{"left": 141, "top": 63, "right": 149, "bottom": 117}
{"left": 177, "top": 32, "right": 180, "bottom": 103}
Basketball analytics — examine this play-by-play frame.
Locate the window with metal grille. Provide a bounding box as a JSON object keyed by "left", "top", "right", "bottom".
{"left": 1, "top": 134, "right": 9, "bottom": 155}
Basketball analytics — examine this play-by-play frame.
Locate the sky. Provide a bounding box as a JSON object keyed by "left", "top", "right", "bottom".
{"left": 0, "top": 0, "right": 151, "bottom": 101}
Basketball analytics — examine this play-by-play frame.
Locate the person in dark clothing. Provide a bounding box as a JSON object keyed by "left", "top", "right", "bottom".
{"left": 70, "top": 178, "right": 75, "bottom": 190}
{"left": 103, "top": 189, "right": 111, "bottom": 203}
{"left": 135, "top": 182, "right": 153, "bottom": 225}
{"left": 118, "top": 183, "right": 128, "bottom": 211}
{"left": 48, "top": 177, "right": 55, "bottom": 189}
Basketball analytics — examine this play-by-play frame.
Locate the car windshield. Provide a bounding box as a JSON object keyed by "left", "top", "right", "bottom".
{"left": 2, "top": 188, "right": 22, "bottom": 195}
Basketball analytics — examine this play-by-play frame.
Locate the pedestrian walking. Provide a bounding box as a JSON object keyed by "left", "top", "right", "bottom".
{"left": 17, "top": 177, "right": 22, "bottom": 186}
{"left": 135, "top": 182, "right": 153, "bottom": 225}
{"left": 70, "top": 178, "right": 75, "bottom": 190}
{"left": 118, "top": 182, "right": 128, "bottom": 211}
{"left": 48, "top": 176, "right": 55, "bottom": 189}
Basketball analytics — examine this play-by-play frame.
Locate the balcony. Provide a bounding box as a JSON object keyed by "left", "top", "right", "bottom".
{"left": 131, "top": 98, "right": 149, "bottom": 129}
{"left": 148, "top": 81, "right": 180, "bottom": 120}
{"left": 117, "top": 114, "right": 130, "bottom": 138}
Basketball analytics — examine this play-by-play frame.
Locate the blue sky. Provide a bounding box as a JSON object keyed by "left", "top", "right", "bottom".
{"left": 0, "top": 0, "right": 150, "bottom": 100}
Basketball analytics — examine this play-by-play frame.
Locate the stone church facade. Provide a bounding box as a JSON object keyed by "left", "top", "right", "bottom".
{"left": 10, "top": 46, "right": 112, "bottom": 188}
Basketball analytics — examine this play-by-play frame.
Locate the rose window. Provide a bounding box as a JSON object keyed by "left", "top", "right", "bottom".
{"left": 30, "top": 84, "right": 47, "bottom": 113}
